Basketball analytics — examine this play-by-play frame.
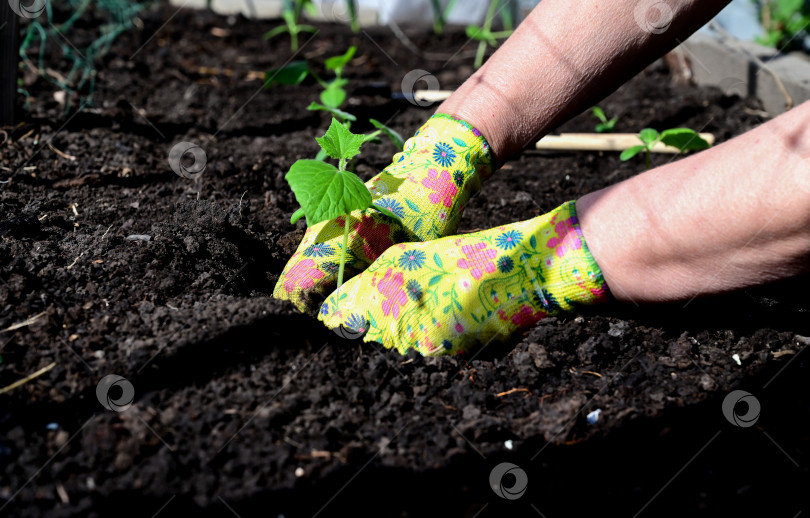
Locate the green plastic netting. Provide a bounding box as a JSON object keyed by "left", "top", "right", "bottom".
{"left": 19, "top": 0, "right": 144, "bottom": 111}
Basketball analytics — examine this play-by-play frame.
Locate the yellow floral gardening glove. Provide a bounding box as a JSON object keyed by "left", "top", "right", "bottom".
{"left": 273, "top": 114, "right": 493, "bottom": 311}
{"left": 318, "top": 201, "right": 610, "bottom": 355}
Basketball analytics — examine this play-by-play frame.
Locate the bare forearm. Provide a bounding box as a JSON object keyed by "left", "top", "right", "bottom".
{"left": 577, "top": 101, "right": 810, "bottom": 303}
{"left": 438, "top": 0, "right": 730, "bottom": 163}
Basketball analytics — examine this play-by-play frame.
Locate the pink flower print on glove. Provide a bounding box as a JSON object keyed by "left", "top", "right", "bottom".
{"left": 546, "top": 215, "right": 583, "bottom": 258}
{"left": 457, "top": 242, "right": 498, "bottom": 280}
{"left": 377, "top": 268, "right": 408, "bottom": 318}
{"left": 283, "top": 259, "right": 325, "bottom": 294}
{"left": 422, "top": 169, "right": 458, "bottom": 208}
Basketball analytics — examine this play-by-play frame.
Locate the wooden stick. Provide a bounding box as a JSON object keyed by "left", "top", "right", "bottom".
{"left": 2, "top": 311, "right": 47, "bottom": 333}
{"left": 402, "top": 91, "right": 717, "bottom": 153}
{"left": 535, "top": 132, "right": 715, "bottom": 153}
{"left": 0, "top": 362, "right": 56, "bottom": 395}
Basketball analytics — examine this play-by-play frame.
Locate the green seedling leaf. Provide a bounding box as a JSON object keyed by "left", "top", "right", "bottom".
{"left": 302, "top": 0, "right": 318, "bottom": 16}
{"left": 362, "top": 131, "right": 382, "bottom": 144}
{"left": 290, "top": 207, "right": 306, "bottom": 224}
{"left": 316, "top": 118, "right": 365, "bottom": 160}
{"left": 466, "top": 25, "right": 488, "bottom": 40}
{"left": 265, "top": 60, "right": 310, "bottom": 88}
{"left": 307, "top": 102, "right": 357, "bottom": 122}
{"left": 775, "top": 0, "right": 803, "bottom": 20}
{"left": 296, "top": 24, "right": 318, "bottom": 34}
{"left": 320, "top": 83, "right": 347, "bottom": 109}
{"left": 620, "top": 145, "right": 645, "bottom": 161}
{"left": 592, "top": 106, "right": 607, "bottom": 123}
{"left": 369, "top": 118, "right": 405, "bottom": 150}
{"left": 325, "top": 46, "right": 357, "bottom": 71}
{"left": 263, "top": 25, "right": 290, "bottom": 40}
{"left": 330, "top": 77, "right": 350, "bottom": 89}
{"left": 595, "top": 118, "right": 617, "bottom": 133}
{"left": 659, "top": 128, "right": 711, "bottom": 153}
{"left": 757, "top": 31, "right": 781, "bottom": 47}
{"left": 787, "top": 15, "right": 810, "bottom": 34}
{"left": 638, "top": 128, "right": 659, "bottom": 148}
{"left": 285, "top": 159, "right": 372, "bottom": 225}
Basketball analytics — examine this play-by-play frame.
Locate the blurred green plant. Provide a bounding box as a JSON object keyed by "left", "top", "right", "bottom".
{"left": 266, "top": 46, "right": 356, "bottom": 123}
{"left": 753, "top": 0, "right": 810, "bottom": 51}
{"left": 18, "top": 0, "right": 143, "bottom": 112}
{"left": 429, "top": 0, "right": 458, "bottom": 34}
{"left": 591, "top": 106, "right": 618, "bottom": 133}
{"left": 265, "top": 46, "right": 404, "bottom": 157}
{"left": 345, "top": 0, "right": 359, "bottom": 33}
{"left": 466, "top": 0, "right": 513, "bottom": 68}
{"left": 264, "top": 0, "right": 317, "bottom": 51}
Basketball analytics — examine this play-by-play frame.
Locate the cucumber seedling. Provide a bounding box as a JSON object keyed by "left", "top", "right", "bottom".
{"left": 620, "top": 127, "right": 711, "bottom": 170}
{"left": 591, "top": 106, "right": 618, "bottom": 133}
{"left": 286, "top": 118, "right": 400, "bottom": 288}
{"left": 466, "top": 0, "right": 513, "bottom": 68}
{"left": 264, "top": 0, "right": 318, "bottom": 52}
{"left": 429, "top": 0, "right": 458, "bottom": 34}
{"left": 266, "top": 47, "right": 405, "bottom": 155}
{"left": 266, "top": 46, "right": 357, "bottom": 123}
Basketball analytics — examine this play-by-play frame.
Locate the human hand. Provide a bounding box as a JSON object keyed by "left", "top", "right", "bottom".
{"left": 318, "top": 201, "right": 610, "bottom": 355}
{"left": 273, "top": 114, "right": 493, "bottom": 312}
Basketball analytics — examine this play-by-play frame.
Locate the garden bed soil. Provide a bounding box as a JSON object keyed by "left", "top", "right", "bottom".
{"left": 1, "top": 4, "right": 809, "bottom": 517}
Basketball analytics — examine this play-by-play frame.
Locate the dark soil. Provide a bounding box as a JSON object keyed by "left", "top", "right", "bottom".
{"left": 1, "top": 4, "right": 809, "bottom": 517}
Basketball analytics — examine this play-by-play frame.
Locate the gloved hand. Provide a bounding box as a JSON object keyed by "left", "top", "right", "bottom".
{"left": 318, "top": 201, "right": 610, "bottom": 355}
{"left": 273, "top": 114, "right": 493, "bottom": 312}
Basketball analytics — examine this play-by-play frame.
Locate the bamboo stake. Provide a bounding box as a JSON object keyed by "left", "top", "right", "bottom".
{"left": 411, "top": 90, "right": 454, "bottom": 103}
{"left": 400, "top": 90, "right": 716, "bottom": 153}
{"left": 536, "top": 132, "right": 715, "bottom": 153}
